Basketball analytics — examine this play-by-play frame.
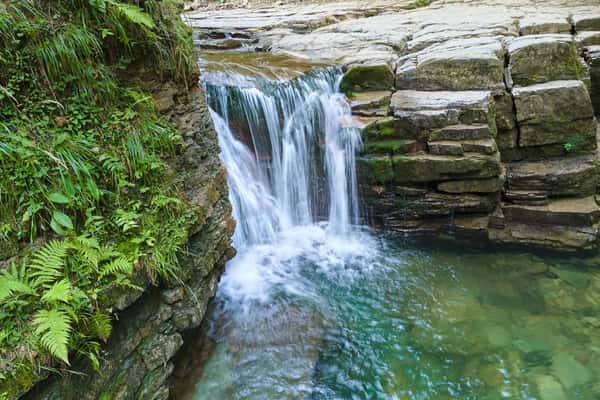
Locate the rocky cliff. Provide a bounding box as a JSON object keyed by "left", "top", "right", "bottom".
{"left": 186, "top": 0, "right": 600, "bottom": 252}
{"left": 20, "top": 81, "right": 235, "bottom": 400}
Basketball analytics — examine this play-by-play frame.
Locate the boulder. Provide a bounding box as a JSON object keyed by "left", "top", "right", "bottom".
{"left": 512, "top": 80, "right": 596, "bottom": 147}
{"left": 507, "top": 35, "right": 582, "bottom": 86}
{"left": 501, "top": 197, "right": 600, "bottom": 227}
{"left": 395, "top": 37, "right": 505, "bottom": 91}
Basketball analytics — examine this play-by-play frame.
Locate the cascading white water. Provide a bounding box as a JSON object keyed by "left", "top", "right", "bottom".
{"left": 202, "top": 66, "right": 374, "bottom": 306}
{"left": 204, "top": 67, "right": 362, "bottom": 248}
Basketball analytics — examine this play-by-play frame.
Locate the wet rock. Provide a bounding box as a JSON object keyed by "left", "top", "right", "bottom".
{"left": 429, "top": 124, "right": 492, "bottom": 141}
{"left": 362, "top": 139, "right": 420, "bottom": 156}
{"left": 576, "top": 31, "right": 600, "bottom": 48}
{"left": 501, "top": 196, "right": 600, "bottom": 227}
{"left": 534, "top": 375, "right": 567, "bottom": 400}
{"left": 512, "top": 80, "right": 596, "bottom": 147}
{"left": 551, "top": 352, "right": 592, "bottom": 389}
{"left": 507, "top": 35, "right": 581, "bottom": 86}
{"left": 504, "top": 190, "right": 549, "bottom": 206}
{"left": 390, "top": 154, "right": 501, "bottom": 183}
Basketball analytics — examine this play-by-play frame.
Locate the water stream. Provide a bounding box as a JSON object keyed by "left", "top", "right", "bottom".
{"left": 170, "top": 62, "right": 600, "bottom": 400}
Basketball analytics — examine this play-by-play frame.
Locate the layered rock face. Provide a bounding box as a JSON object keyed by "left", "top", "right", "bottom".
{"left": 23, "top": 83, "right": 235, "bottom": 400}
{"left": 187, "top": 0, "right": 600, "bottom": 252}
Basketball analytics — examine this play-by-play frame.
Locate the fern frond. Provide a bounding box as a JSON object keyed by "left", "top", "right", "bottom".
{"left": 99, "top": 256, "right": 132, "bottom": 278}
{"left": 33, "top": 308, "right": 72, "bottom": 364}
{"left": 0, "top": 263, "right": 34, "bottom": 303}
{"left": 90, "top": 311, "right": 112, "bottom": 341}
{"left": 41, "top": 279, "right": 72, "bottom": 304}
{"left": 30, "top": 240, "right": 69, "bottom": 287}
{"left": 106, "top": 0, "right": 155, "bottom": 29}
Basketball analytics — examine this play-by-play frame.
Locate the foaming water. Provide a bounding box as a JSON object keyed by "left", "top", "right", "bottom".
{"left": 172, "top": 64, "right": 600, "bottom": 400}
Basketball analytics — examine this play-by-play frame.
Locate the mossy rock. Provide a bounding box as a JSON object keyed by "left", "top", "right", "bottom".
{"left": 356, "top": 156, "right": 394, "bottom": 184}
{"left": 340, "top": 65, "right": 394, "bottom": 94}
{"left": 362, "top": 139, "right": 419, "bottom": 156}
{"left": 390, "top": 154, "right": 502, "bottom": 183}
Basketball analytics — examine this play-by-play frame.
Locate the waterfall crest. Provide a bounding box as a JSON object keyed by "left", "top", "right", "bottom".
{"left": 203, "top": 67, "right": 361, "bottom": 249}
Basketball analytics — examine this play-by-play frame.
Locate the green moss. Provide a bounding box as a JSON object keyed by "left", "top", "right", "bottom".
{"left": 340, "top": 65, "right": 394, "bottom": 95}
{"left": 404, "top": 0, "right": 433, "bottom": 9}
{"left": 357, "top": 156, "right": 395, "bottom": 184}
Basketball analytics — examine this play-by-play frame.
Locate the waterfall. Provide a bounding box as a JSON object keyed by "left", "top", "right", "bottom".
{"left": 203, "top": 67, "right": 362, "bottom": 249}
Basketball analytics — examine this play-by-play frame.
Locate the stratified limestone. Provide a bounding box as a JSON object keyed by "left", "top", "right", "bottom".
{"left": 518, "top": 13, "right": 571, "bottom": 36}
{"left": 438, "top": 177, "right": 504, "bottom": 194}
{"left": 585, "top": 45, "right": 600, "bottom": 115}
{"left": 512, "top": 80, "right": 596, "bottom": 147}
{"left": 505, "top": 155, "right": 600, "bottom": 198}
{"left": 493, "top": 91, "right": 519, "bottom": 151}
{"left": 391, "top": 90, "right": 494, "bottom": 136}
{"left": 576, "top": 31, "right": 600, "bottom": 48}
{"left": 349, "top": 91, "right": 392, "bottom": 116}
{"left": 489, "top": 197, "right": 600, "bottom": 251}
{"left": 507, "top": 35, "right": 582, "bottom": 87}
{"left": 573, "top": 11, "right": 600, "bottom": 32}
{"left": 395, "top": 37, "right": 505, "bottom": 91}
{"left": 340, "top": 65, "right": 395, "bottom": 93}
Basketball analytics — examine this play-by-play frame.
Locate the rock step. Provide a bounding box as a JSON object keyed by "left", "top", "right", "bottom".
{"left": 358, "top": 153, "right": 501, "bottom": 184}
{"left": 512, "top": 80, "right": 596, "bottom": 147}
{"left": 576, "top": 31, "right": 600, "bottom": 48}
{"left": 428, "top": 139, "right": 497, "bottom": 156}
{"left": 501, "top": 196, "right": 600, "bottom": 227}
{"left": 507, "top": 34, "right": 580, "bottom": 87}
{"left": 438, "top": 178, "right": 503, "bottom": 194}
{"left": 430, "top": 124, "right": 492, "bottom": 141}
{"left": 505, "top": 154, "right": 600, "bottom": 197}
{"left": 349, "top": 91, "right": 391, "bottom": 117}
{"left": 361, "top": 139, "right": 421, "bottom": 156}
{"left": 391, "top": 90, "right": 493, "bottom": 135}
{"left": 504, "top": 190, "right": 549, "bottom": 206}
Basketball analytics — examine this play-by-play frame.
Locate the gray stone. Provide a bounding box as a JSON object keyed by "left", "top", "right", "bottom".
{"left": 507, "top": 35, "right": 581, "bottom": 86}
{"left": 512, "top": 80, "right": 596, "bottom": 147}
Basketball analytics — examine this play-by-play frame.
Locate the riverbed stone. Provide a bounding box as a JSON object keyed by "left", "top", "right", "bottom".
{"left": 512, "top": 80, "right": 596, "bottom": 147}
{"left": 507, "top": 35, "right": 581, "bottom": 86}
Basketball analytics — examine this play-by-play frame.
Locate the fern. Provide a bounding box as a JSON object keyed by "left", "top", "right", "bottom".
{"left": 0, "top": 263, "right": 34, "bottom": 303}
{"left": 90, "top": 311, "right": 112, "bottom": 341}
{"left": 99, "top": 256, "right": 132, "bottom": 278}
{"left": 33, "top": 308, "right": 72, "bottom": 364}
{"left": 29, "top": 240, "right": 69, "bottom": 288}
{"left": 107, "top": 0, "right": 155, "bottom": 30}
{"left": 40, "top": 279, "right": 72, "bottom": 304}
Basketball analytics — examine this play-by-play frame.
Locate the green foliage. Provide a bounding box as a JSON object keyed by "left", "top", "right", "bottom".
{"left": 0, "top": 0, "right": 200, "bottom": 396}
{"left": 564, "top": 134, "right": 590, "bottom": 153}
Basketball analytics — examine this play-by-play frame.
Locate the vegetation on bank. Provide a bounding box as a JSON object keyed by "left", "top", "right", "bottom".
{"left": 0, "top": 0, "right": 199, "bottom": 396}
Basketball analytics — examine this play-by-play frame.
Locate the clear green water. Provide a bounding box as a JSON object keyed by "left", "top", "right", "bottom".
{"left": 171, "top": 234, "right": 600, "bottom": 400}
